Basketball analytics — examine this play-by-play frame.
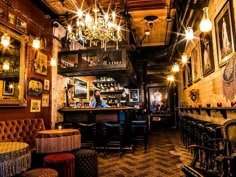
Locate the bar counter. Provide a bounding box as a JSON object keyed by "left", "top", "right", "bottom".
{"left": 58, "top": 106, "right": 135, "bottom": 123}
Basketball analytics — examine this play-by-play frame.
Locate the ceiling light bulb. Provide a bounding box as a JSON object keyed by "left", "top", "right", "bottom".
{"left": 3, "top": 61, "right": 10, "bottom": 71}
{"left": 172, "top": 63, "right": 179, "bottom": 72}
{"left": 1, "top": 33, "right": 10, "bottom": 47}
{"left": 185, "top": 27, "right": 194, "bottom": 40}
{"left": 181, "top": 53, "right": 188, "bottom": 64}
{"left": 145, "top": 30, "right": 150, "bottom": 36}
{"left": 33, "top": 37, "right": 40, "bottom": 49}
{"left": 50, "top": 57, "right": 57, "bottom": 66}
{"left": 77, "top": 9, "right": 83, "bottom": 19}
{"left": 167, "top": 75, "right": 175, "bottom": 81}
{"left": 200, "top": 7, "right": 212, "bottom": 32}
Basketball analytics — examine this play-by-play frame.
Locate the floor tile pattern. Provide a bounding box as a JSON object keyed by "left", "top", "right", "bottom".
{"left": 97, "top": 127, "right": 192, "bottom": 177}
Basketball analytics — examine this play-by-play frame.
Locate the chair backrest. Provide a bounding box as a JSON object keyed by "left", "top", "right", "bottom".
{"left": 222, "top": 119, "right": 236, "bottom": 154}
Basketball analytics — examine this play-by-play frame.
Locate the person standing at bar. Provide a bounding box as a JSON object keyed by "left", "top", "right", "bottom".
{"left": 89, "top": 89, "right": 110, "bottom": 108}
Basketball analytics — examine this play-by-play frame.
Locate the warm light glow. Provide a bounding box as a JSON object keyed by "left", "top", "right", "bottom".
{"left": 181, "top": 53, "right": 188, "bottom": 64}
{"left": 1, "top": 33, "right": 10, "bottom": 47}
{"left": 9, "top": 83, "right": 13, "bottom": 89}
{"left": 172, "top": 63, "right": 179, "bottom": 72}
{"left": 167, "top": 75, "right": 175, "bottom": 81}
{"left": 3, "top": 61, "right": 10, "bottom": 71}
{"left": 33, "top": 37, "right": 40, "bottom": 49}
{"left": 145, "top": 30, "right": 150, "bottom": 36}
{"left": 185, "top": 27, "right": 194, "bottom": 40}
{"left": 50, "top": 57, "right": 57, "bottom": 66}
{"left": 66, "top": 0, "right": 122, "bottom": 50}
{"left": 200, "top": 7, "right": 212, "bottom": 32}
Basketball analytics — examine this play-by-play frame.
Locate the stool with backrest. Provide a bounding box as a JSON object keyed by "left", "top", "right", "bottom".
{"left": 21, "top": 168, "right": 58, "bottom": 177}
{"left": 131, "top": 119, "right": 148, "bottom": 152}
{"left": 104, "top": 121, "right": 124, "bottom": 157}
{"left": 43, "top": 153, "right": 75, "bottom": 177}
{"left": 78, "top": 122, "right": 96, "bottom": 149}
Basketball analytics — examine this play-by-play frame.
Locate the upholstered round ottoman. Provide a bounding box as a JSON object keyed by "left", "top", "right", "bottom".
{"left": 75, "top": 149, "right": 98, "bottom": 177}
{"left": 43, "top": 153, "right": 75, "bottom": 177}
{"left": 21, "top": 168, "right": 58, "bottom": 177}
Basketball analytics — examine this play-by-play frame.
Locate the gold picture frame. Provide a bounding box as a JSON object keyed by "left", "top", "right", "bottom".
{"left": 30, "top": 99, "right": 41, "bottom": 112}
{"left": 42, "top": 94, "right": 49, "bottom": 107}
{"left": 35, "top": 51, "right": 48, "bottom": 76}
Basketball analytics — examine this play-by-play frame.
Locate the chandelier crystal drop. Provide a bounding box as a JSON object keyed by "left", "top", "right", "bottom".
{"left": 66, "top": 0, "right": 122, "bottom": 50}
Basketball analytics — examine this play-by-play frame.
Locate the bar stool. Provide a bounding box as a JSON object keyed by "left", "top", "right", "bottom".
{"left": 103, "top": 121, "right": 124, "bottom": 157}
{"left": 131, "top": 120, "right": 148, "bottom": 152}
{"left": 78, "top": 122, "right": 96, "bottom": 149}
{"left": 21, "top": 168, "right": 58, "bottom": 177}
{"left": 43, "top": 153, "right": 75, "bottom": 177}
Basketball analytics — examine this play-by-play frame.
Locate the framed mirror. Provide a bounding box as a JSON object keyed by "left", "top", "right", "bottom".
{"left": 0, "top": 25, "right": 26, "bottom": 106}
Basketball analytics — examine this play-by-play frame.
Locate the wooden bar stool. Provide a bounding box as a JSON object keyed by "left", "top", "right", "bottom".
{"left": 21, "top": 168, "right": 58, "bottom": 177}
{"left": 78, "top": 122, "right": 96, "bottom": 149}
{"left": 43, "top": 153, "right": 75, "bottom": 177}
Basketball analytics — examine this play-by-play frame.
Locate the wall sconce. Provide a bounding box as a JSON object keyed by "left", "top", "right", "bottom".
{"left": 200, "top": 7, "right": 212, "bottom": 32}
{"left": 181, "top": 53, "right": 188, "bottom": 64}
{"left": 50, "top": 57, "right": 57, "bottom": 66}
{"left": 1, "top": 33, "right": 10, "bottom": 47}
{"left": 172, "top": 63, "right": 179, "bottom": 72}
{"left": 3, "top": 60, "right": 10, "bottom": 71}
{"left": 167, "top": 75, "right": 175, "bottom": 81}
{"left": 33, "top": 37, "right": 40, "bottom": 49}
{"left": 185, "top": 27, "right": 194, "bottom": 40}
{"left": 144, "top": 29, "right": 150, "bottom": 36}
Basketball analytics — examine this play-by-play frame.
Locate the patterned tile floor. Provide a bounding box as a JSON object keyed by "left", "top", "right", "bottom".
{"left": 97, "top": 126, "right": 192, "bottom": 177}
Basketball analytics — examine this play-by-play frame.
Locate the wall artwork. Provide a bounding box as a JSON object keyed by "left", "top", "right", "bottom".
{"left": 74, "top": 78, "right": 88, "bottom": 99}
{"left": 200, "top": 32, "right": 215, "bottom": 76}
{"left": 187, "top": 58, "right": 193, "bottom": 86}
{"left": 183, "top": 65, "right": 187, "bottom": 89}
{"left": 30, "top": 99, "right": 41, "bottom": 112}
{"left": 28, "top": 78, "right": 43, "bottom": 96}
{"left": 7, "top": 12, "right": 15, "bottom": 25}
{"left": 0, "top": 7, "right": 4, "bottom": 18}
{"left": 42, "top": 93, "right": 49, "bottom": 107}
{"left": 129, "top": 89, "right": 139, "bottom": 102}
{"left": 35, "top": 51, "right": 47, "bottom": 76}
{"left": 16, "top": 17, "right": 27, "bottom": 33}
{"left": 44, "top": 79, "right": 50, "bottom": 91}
{"left": 214, "top": 0, "right": 235, "bottom": 66}
{"left": 191, "top": 42, "right": 201, "bottom": 82}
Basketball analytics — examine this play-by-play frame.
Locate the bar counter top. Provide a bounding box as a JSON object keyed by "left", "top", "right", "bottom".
{"left": 59, "top": 106, "right": 134, "bottom": 112}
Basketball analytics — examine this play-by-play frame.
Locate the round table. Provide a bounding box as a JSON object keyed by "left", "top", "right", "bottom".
{"left": 0, "top": 142, "right": 31, "bottom": 177}
{"left": 36, "top": 129, "right": 81, "bottom": 153}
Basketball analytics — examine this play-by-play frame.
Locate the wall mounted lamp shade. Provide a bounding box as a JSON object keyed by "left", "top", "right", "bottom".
{"left": 145, "top": 29, "right": 150, "bottom": 36}
{"left": 200, "top": 7, "right": 212, "bottom": 32}
{"left": 50, "top": 57, "right": 57, "bottom": 66}
{"left": 1, "top": 33, "right": 10, "bottom": 47}
{"left": 3, "top": 61, "right": 10, "bottom": 70}
{"left": 167, "top": 75, "right": 175, "bottom": 81}
{"left": 181, "top": 53, "right": 188, "bottom": 64}
{"left": 185, "top": 27, "right": 194, "bottom": 40}
{"left": 33, "top": 37, "right": 40, "bottom": 49}
{"left": 172, "top": 63, "right": 179, "bottom": 72}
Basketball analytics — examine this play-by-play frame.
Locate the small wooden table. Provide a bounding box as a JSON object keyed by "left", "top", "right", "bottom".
{"left": 36, "top": 129, "right": 81, "bottom": 153}
{"left": 0, "top": 142, "right": 31, "bottom": 177}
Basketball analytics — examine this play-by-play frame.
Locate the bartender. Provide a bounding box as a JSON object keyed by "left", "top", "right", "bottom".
{"left": 89, "top": 89, "right": 110, "bottom": 108}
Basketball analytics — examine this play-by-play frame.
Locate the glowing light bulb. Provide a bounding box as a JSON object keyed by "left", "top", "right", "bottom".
{"left": 33, "top": 37, "right": 40, "bottom": 49}
{"left": 181, "top": 53, "right": 188, "bottom": 64}
{"left": 185, "top": 27, "right": 194, "bottom": 40}
{"left": 200, "top": 7, "right": 212, "bottom": 32}
{"left": 1, "top": 33, "right": 10, "bottom": 47}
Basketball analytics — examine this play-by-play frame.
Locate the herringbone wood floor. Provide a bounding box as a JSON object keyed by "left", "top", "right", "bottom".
{"left": 97, "top": 126, "right": 192, "bottom": 177}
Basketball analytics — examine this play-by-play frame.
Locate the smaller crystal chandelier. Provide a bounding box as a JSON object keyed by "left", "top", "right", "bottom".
{"left": 185, "top": 27, "right": 194, "bottom": 40}
{"left": 200, "top": 7, "right": 212, "bottom": 32}
{"left": 181, "top": 53, "right": 188, "bottom": 64}
{"left": 1, "top": 33, "right": 10, "bottom": 47}
{"left": 66, "top": 0, "right": 122, "bottom": 50}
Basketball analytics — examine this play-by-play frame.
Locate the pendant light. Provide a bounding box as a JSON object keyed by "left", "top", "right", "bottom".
{"left": 200, "top": 7, "right": 212, "bottom": 32}
{"left": 167, "top": 75, "right": 175, "bottom": 82}
{"left": 33, "top": 37, "right": 40, "bottom": 49}
{"left": 3, "top": 61, "right": 10, "bottom": 71}
{"left": 1, "top": 33, "right": 10, "bottom": 47}
{"left": 172, "top": 63, "right": 179, "bottom": 72}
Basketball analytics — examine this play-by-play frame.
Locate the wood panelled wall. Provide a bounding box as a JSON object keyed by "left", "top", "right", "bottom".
{"left": 0, "top": 0, "right": 53, "bottom": 129}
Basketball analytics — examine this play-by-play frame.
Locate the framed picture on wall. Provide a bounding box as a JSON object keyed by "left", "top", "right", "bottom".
{"left": 44, "top": 79, "right": 50, "bottom": 90}
{"left": 0, "top": 7, "right": 4, "bottom": 18}
{"left": 187, "top": 58, "right": 193, "bottom": 86}
{"left": 129, "top": 89, "right": 139, "bottom": 102}
{"left": 28, "top": 78, "right": 43, "bottom": 96}
{"left": 214, "top": 0, "right": 235, "bottom": 66}
{"left": 191, "top": 42, "right": 201, "bottom": 82}
{"left": 183, "top": 65, "right": 187, "bottom": 89}
{"left": 35, "top": 51, "right": 48, "bottom": 76}
{"left": 74, "top": 78, "right": 88, "bottom": 99}
{"left": 3, "top": 81, "right": 14, "bottom": 96}
{"left": 30, "top": 99, "right": 41, "bottom": 112}
{"left": 200, "top": 32, "right": 215, "bottom": 76}
{"left": 16, "top": 17, "right": 27, "bottom": 33}
{"left": 42, "top": 94, "right": 49, "bottom": 107}
{"left": 7, "top": 12, "right": 15, "bottom": 25}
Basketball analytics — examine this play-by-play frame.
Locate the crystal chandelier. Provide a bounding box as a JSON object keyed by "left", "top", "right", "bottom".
{"left": 66, "top": 0, "right": 122, "bottom": 50}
